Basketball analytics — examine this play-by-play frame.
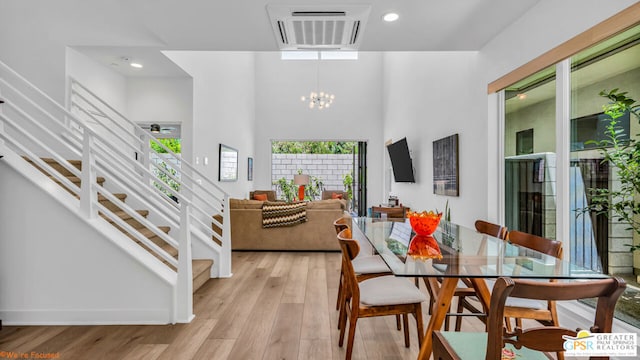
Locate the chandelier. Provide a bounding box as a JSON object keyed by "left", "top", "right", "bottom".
{"left": 301, "top": 60, "right": 335, "bottom": 110}
{"left": 301, "top": 91, "right": 335, "bottom": 110}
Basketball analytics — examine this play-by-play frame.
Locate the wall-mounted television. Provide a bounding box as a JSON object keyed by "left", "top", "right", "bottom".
{"left": 387, "top": 138, "right": 415, "bottom": 183}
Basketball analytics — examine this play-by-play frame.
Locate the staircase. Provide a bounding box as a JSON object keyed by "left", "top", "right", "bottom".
{"left": 0, "top": 59, "right": 231, "bottom": 324}
{"left": 26, "top": 157, "right": 214, "bottom": 293}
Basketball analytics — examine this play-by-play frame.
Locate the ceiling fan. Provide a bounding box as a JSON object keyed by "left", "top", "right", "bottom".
{"left": 141, "top": 123, "right": 177, "bottom": 135}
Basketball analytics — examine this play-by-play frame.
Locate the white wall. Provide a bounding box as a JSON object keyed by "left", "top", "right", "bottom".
{"left": 382, "top": 52, "right": 486, "bottom": 227}
{"left": 0, "top": 156, "right": 175, "bottom": 325}
{"left": 254, "top": 52, "right": 385, "bottom": 206}
{"left": 127, "top": 77, "right": 193, "bottom": 125}
{"left": 164, "top": 52, "right": 255, "bottom": 198}
{"left": 66, "top": 48, "right": 129, "bottom": 115}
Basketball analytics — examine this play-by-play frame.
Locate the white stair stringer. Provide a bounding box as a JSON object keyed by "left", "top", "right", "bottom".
{"left": 0, "top": 145, "right": 178, "bottom": 325}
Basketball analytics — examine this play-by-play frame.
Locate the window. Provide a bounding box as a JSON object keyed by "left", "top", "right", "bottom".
{"left": 281, "top": 51, "right": 358, "bottom": 60}
{"left": 516, "top": 129, "right": 534, "bottom": 155}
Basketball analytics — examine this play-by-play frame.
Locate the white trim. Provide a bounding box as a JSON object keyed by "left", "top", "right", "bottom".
{"left": 556, "top": 59, "right": 571, "bottom": 253}
{"left": 497, "top": 90, "right": 506, "bottom": 225}
{"left": 0, "top": 309, "right": 172, "bottom": 325}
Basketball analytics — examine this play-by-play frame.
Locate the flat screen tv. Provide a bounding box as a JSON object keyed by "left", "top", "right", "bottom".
{"left": 387, "top": 138, "right": 415, "bottom": 183}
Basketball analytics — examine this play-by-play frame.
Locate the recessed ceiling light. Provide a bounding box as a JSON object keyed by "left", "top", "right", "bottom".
{"left": 130, "top": 62, "right": 143, "bottom": 69}
{"left": 383, "top": 12, "right": 399, "bottom": 22}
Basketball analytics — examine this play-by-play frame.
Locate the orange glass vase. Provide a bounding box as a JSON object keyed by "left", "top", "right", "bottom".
{"left": 407, "top": 235, "right": 443, "bottom": 260}
{"left": 407, "top": 210, "right": 442, "bottom": 236}
{"left": 407, "top": 210, "right": 443, "bottom": 260}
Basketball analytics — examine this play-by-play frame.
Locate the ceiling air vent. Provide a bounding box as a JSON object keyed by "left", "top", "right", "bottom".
{"left": 267, "top": 5, "right": 371, "bottom": 51}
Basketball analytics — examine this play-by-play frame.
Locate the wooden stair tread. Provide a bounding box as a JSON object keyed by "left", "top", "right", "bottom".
{"left": 98, "top": 193, "right": 127, "bottom": 202}
{"left": 137, "top": 226, "right": 171, "bottom": 238}
{"left": 24, "top": 157, "right": 82, "bottom": 167}
{"left": 161, "top": 242, "right": 178, "bottom": 257}
{"left": 192, "top": 259, "right": 213, "bottom": 292}
{"left": 136, "top": 239, "right": 178, "bottom": 259}
{"left": 75, "top": 193, "right": 127, "bottom": 202}
{"left": 37, "top": 157, "right": 82, "bottom": 166}
{"left": 193, "top": 259, "right": 214, "bottom": 276}
{"left": 27, "top": 157, "right": 213, "bottom": 293}
{"left": 101, "top": 210, "right": 151, "bottom": 231}
{"left": 56, "top": 175, "right": 105, "bottom": 184}
{"left": 124, "top": 227, "right": 171, "bottom": 246}
{"left": 102, "top": 209, "right": 150, "bottom": 220}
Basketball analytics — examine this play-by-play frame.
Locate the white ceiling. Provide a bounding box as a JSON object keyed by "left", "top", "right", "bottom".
{"left": 61, "top": 0, "right": 541, "bottom": 77}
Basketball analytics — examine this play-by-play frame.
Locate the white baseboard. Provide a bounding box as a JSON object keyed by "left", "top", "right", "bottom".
{"left": 0, "top": 308, "right": 173, "bottom": 325}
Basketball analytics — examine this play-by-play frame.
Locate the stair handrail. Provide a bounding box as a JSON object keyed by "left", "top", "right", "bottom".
{"left": 68, "top": 84, "right": 232, "bottom": 274}
{"left": 69, "top": 94, "right": 227, "bottom": 241}
{"left": 0, "top": 77, "right": 182, "bottom": 265}
{"left": 0, "top": 60, "right": 232, "bottom": 323}
{"left": 0, "top": 69, "right": 189, "bottom": 242}
{"left": 68, "top": 76, "right": 231, "bottom": 262}
{"left": 69, "top": 80, "right": 228, "bottom": 235}
{"left": 69, "top": 78, "right": 229, "bottom": 201}
{"left": 72, "top": 109, "right": 226, "bottom": 220}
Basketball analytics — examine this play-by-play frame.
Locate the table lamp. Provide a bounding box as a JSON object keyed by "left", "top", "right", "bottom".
{"left": 294, "top": 174, "right": 310, "bottom": 201}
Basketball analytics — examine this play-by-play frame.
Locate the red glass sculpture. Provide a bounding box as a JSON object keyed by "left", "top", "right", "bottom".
{"left": 406, "top": 211, "right": 443, "bottom": 260}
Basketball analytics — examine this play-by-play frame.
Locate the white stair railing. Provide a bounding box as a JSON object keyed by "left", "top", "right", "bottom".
{"left": 68, "top": 78, "right": 231, "bottom": 275}
{"left": 0, "top": 60, "right": 231, "bottom": 323}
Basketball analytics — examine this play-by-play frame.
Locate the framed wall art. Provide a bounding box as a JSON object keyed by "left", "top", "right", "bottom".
{"left": 433, "top": 134, "right": 459, "bottom": 196}
{"left": 247, "top": 157, "right": 254, "bottom": 181}
{"left": 218, "top": 143, "right": 238, "bottom": 182}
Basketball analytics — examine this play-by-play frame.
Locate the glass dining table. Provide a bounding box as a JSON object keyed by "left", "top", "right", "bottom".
{"left": 351, "top": 217, "right": 610, "bottom": 359}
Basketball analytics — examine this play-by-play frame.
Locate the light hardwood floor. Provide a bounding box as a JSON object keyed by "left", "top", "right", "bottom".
{"left": 0, "top": 251, "right": 635, "bottom": 360}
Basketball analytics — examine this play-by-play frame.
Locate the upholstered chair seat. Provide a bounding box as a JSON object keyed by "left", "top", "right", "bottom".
{"left": 352, "top": 255, "right": 389, "bottom": 275}
{"left": 359, "top": 275, "right": 427, "bottom": 306}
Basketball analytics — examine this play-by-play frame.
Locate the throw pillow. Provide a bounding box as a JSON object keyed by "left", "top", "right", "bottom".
{"left": 332, "top": 192, "right": 343, "bottom": 200}
{"left": 253, "top": 193, "right": 268, "bottom": 201}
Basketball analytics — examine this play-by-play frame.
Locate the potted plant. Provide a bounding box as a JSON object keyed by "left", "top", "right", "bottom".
{"left": 582, "top": 89, "right": 640, "bottom": 252}
{"left": 274, "top": 177, "right": 297, "bottom": 202}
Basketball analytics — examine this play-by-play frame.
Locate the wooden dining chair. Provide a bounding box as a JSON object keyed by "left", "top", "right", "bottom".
{"left": 458, "top": 230, "right": 563, "bottom": 327}
{"left": 333, "top": 216, "right": 351, "bottom": 235}
{"left": 425, "top": 220, "right": 508, "bottom": 331}
{"left": 474, "top": 220, "right": 508, "bottom": 240}
{"left": 503, "top": 230, "right": 563, "bottom": 329}
{"left": 332, "top": 217, "right": 395, "bottom": 327}
{"left": 337, "top": 228, "right": 427, "bottom": 360}
{"left": 433, "top": 276, "right": 626, "bottom": 360}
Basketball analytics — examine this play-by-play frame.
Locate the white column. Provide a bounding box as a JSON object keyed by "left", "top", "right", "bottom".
{"left": 176, "top": 202, "right": 194, "bottom": 323}
{"left": 555, "top": 60, "right": 571, "bottom": 255}
{"left": 492, "top": 90, "right": 506, "bottom": 225}
{"left": 219, "top": 194, "right": 233, "bottom": 278}
{"left": 0, "top": 97, "right": 5, "bottom": 147}
{"left": 80, "top": 131, "right": 97, "bottom": 219}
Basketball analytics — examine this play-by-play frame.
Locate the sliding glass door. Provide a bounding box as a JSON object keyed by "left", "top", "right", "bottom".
{"left": 569, "top": 25, "right": 640, "bottom": 273}
{"left": 501, "top": 24, "right": 640, "bottom": 276}
{"left": 504, "top": 67, "right": 556, "bottom": 239}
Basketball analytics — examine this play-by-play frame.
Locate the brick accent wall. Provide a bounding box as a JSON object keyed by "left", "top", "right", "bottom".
{"left": 271, "top": 154, "right": 357, "bottom": 199}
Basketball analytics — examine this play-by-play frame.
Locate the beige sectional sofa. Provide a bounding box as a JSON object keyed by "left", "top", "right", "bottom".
{"left": 223, "top": 198, "right": 349, "bottom": 251}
